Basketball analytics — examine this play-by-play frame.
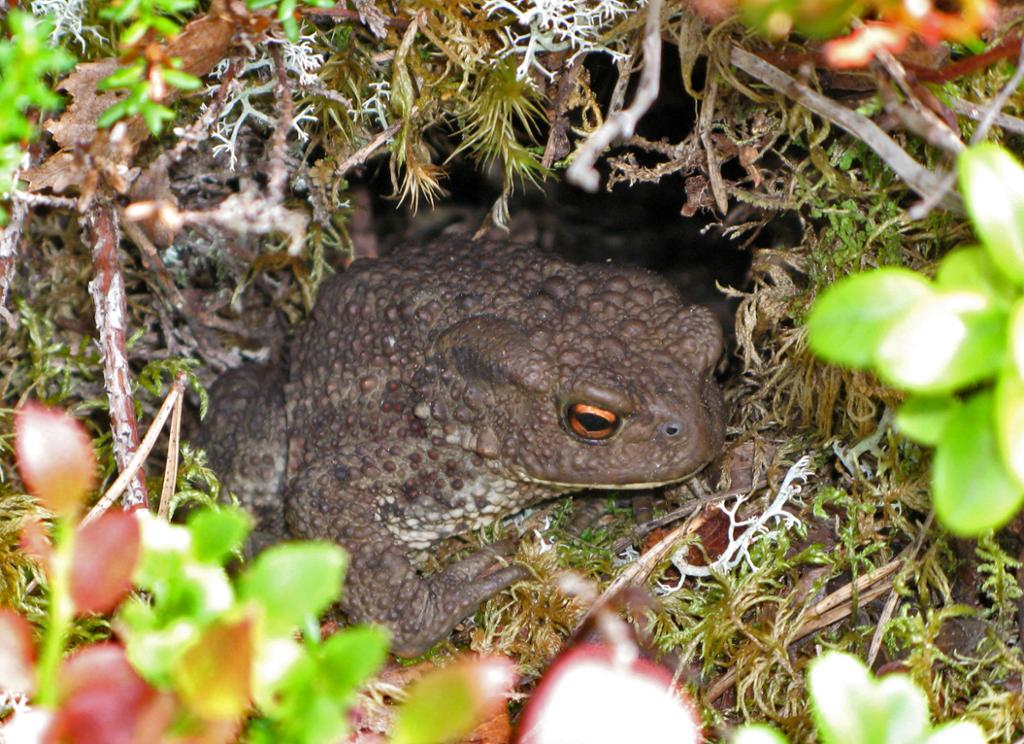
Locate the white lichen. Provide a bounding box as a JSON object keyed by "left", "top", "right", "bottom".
{"left": 31, "top": 0, "right": 104, "bottom": 51}
{"left": 662, "top": 455, "right": 813, "bottom": 589}
{"left": 483, "top": 0, "right": 636, "bottom": 79}
{"left": 360, "top": 80, "right": 392, "bottom": 129}
{"left": 209, "top": 33, "right": 325, "bottom": 169}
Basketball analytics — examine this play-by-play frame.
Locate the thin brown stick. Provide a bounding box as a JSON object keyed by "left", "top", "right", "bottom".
{"left": 335, "top": 119, "right": 403, "bottom": 179}
{"left": 267, "top": 44, "right": 294, "bottom": 205}
{"left": 10, "top": 191, "right": 78, "bottom": 209}
{"left": 867, "top": 513, "right": 934, "bottom": 666}
{"left": 566, "top": 0, "right": 664, "bottom": 192}
{"left": 948, "top": 98, "right": 1024, "bottom": 136}
{"left": 908, "top": 41, "right": 1024, "bottom": 220}
{"left": 699, "top": 74, "right": 728, "bottom": 213}
{"left": 0, "top": 185, "right": 29, "bottom": 329}
{"left": 83, "top": 375, "right": 185, "bottom": 524}
{"left": 705, "top": 559, "right": 902, "bottom": 702}
{"left": 158, "top": 374, "right": 186, "bottom": 520}
{"left": 84, "top": 202, "right": 148, "bottom": 510}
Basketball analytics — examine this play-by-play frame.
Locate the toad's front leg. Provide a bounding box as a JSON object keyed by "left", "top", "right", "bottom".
{"left": 285, "top": 468, "right": 529, "bottom": 657}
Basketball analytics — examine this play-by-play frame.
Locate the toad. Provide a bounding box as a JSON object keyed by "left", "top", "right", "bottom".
{"left": 198, "top": 238, "right": 726, "bottom": 656}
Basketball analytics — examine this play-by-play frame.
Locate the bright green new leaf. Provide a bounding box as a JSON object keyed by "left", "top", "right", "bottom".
{"left": 935, "top": 246, "right": 1015, "bottom": 306}
{"left": 809, "top": 652, "right": 929, "bottom": 744}
{"left": 806, "top": 269, "right": 932, "bottom": 368}
{"left": 141, "top": 101, "right": 175, "bottom": 135}
{"left": 96, "top": 99, "right": 131, "bottom": 128}
{"left": 319, "top": 626, "right": 390, "bottom": 700}
{"left": 895, "top": 395, "right": 956, "bottom": 446}
{"left": 933, "top": 391, "right": 1024, "bottom": 535}
{"left": 239, "top": 542, "right": 346, "bottom": 635}
{"left": 1009, "top": 298, "right": 1024, "bottom": 374}
{"left": 959, "top": 143, "right": 1024, "bottom": 286}
{"left": 996, "top": 367, "right": 1024, "bottom": 489}
{"left": 161, "top": 66, "right": 201, "bottom": 92}
{"left": 874, "top": 290, "right": 1006, "bottom": 394}
{"left": 264, "top": 652, "right": 349, "bottom": 744}
{"left": 391, "top": 666, "right": 477, "bottom": 744}
{"left": 97, "top": 60, "right": 145, "bottom": 90}
{"left": 924, "top": 722, "right": 987, "bottom": 744}
{"left": 187, "top": 507, "right": 251, "bottom": 564}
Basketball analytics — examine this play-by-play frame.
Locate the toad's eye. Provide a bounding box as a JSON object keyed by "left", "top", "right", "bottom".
{"left": 566, "top": 403, "right": 620, "bottom": 441}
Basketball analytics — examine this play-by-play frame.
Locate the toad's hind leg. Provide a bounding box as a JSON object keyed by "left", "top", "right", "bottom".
{"left": 195, "top": 364, "right": 290, "bottom": 555}
{"left": 286, "top": 471, "right": 529, "bottom": 656}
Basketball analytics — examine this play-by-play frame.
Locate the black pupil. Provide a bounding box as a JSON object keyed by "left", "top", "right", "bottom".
{"left": 576, "top": 411, "right": 612, "bottom": 432}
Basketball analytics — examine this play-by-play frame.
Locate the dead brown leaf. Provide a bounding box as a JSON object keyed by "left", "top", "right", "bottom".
{"left": 23, "top": 2, "right": 237, "bottom": 197}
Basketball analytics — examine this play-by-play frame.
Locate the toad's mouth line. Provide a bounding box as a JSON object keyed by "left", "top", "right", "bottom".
{"left": 515, "top": 471, "right": 700, "bottom": 490}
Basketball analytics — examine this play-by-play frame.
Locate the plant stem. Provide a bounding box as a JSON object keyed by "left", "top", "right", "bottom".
{"left": 35, "top": 517, "right": 73, "bottom": 707}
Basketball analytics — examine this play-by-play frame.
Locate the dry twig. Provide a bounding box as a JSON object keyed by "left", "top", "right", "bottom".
{"left": 158, "top": 373, "right": 186, "bottom": 520}
{"left": 84, "top": 202, "right": 148, "bottom": 510}
{"left": 566, "top": 0, "right": 664, "bottom": 192}
{"left": 908, "top": 41, "right": 1024, "bottom": 219}
{"left": 335, "top": 120, "right": 403, "bottom": 179}
{"left": 84, "top": 374, "right": 187, "bottom": 524}
{"left": 0, "top": 186, "right": 29, "bottom": 329}
{"left": 267, "top": 44, "right": 294, "bottom": 204}
{"left": 705, "top": 559, "right": 902, "bottom": 702}
{"left": 729, "top": 46, "right": 960, "bottom": 211}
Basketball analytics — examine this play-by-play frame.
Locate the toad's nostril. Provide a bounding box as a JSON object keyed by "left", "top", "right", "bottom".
{"left": 662, "top": 422, "right": 683, "bottom": 438}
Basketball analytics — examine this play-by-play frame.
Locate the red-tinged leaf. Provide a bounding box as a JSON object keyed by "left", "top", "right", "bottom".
{"left": 391, "top": 656, "right": 517, "bottom": 744}
{"left": 14, "top": 403, "right": 96, "bottom": 519}
{"left": 820, "top": 22, "right": 910, "bottom": 69}
{"left": 515, "top": 644, "right": 702, "bottom": 744}
{"left": 0, "top": 609, "right": 36, "bottom": 695}
{"left": 173, "top": 616, "right": 253, "bottom": 720}
{"left": 48, "top": 643, "right": 175, "bottom": 744}
{"left": 70, "top": 511, "right": 140, "bottom": 615}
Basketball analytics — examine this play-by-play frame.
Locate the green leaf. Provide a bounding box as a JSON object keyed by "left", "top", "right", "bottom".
{"left": 187, "top": 507, "right": 251, "bottom": 564}
{"left": 141, "top": 101, "right": 175, "bottom": 135}
{"left": 266, "top": 652, "right": 349, "bottom": 744}
{"left": 98, "top": 62, "right": 145, "bottom": 91}
{"left": 319, "top": 626, "right": 389, "bottom": 700}
{"left": 996, "top": 367, "right": 1024, "bottom": 489}
{"left": 97, "top": 99, "right": 132, "bottom": 129}
{"left": 959, "top": 143, "right": 1024, "bottom": 285}
{"left": 935, "top": 246, "right": 1015, "bottom": 306}
{"left": 809, "top": 652, "right": 929, "bottom": 744}
{"left": 160, "top": 67, "right": 201, "bottom": 91}
{"left": 874, "top": 290, "right": 1006, "bottom": 394}
{"left": 149, "top": 15, "right": 182, "bottom": 38}
{"left": 807, "top": 269, "right": 932, "bottom": 368}
{"left": 933, "top": 390, "right": 1024, "bottom": 536}
{"left": 239, "top": 543, "right": 346, "bottom": 635}
{"left": 122, "top": 18, "right": 153, "bottom": 47}
{"left": 895, "top": 395, "right": 957, "bottom": 446}
{"left": 391, "top": 673, "right": 476, "bottom": 744}
{"left": 1009, "top": 297, "right": 1024, "bottom": 374}
{"left": 391, "top": 657, "right": 514, "bottom": 744}
{"left": 281, "top": 15, "right": 299, "bottom": 43}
